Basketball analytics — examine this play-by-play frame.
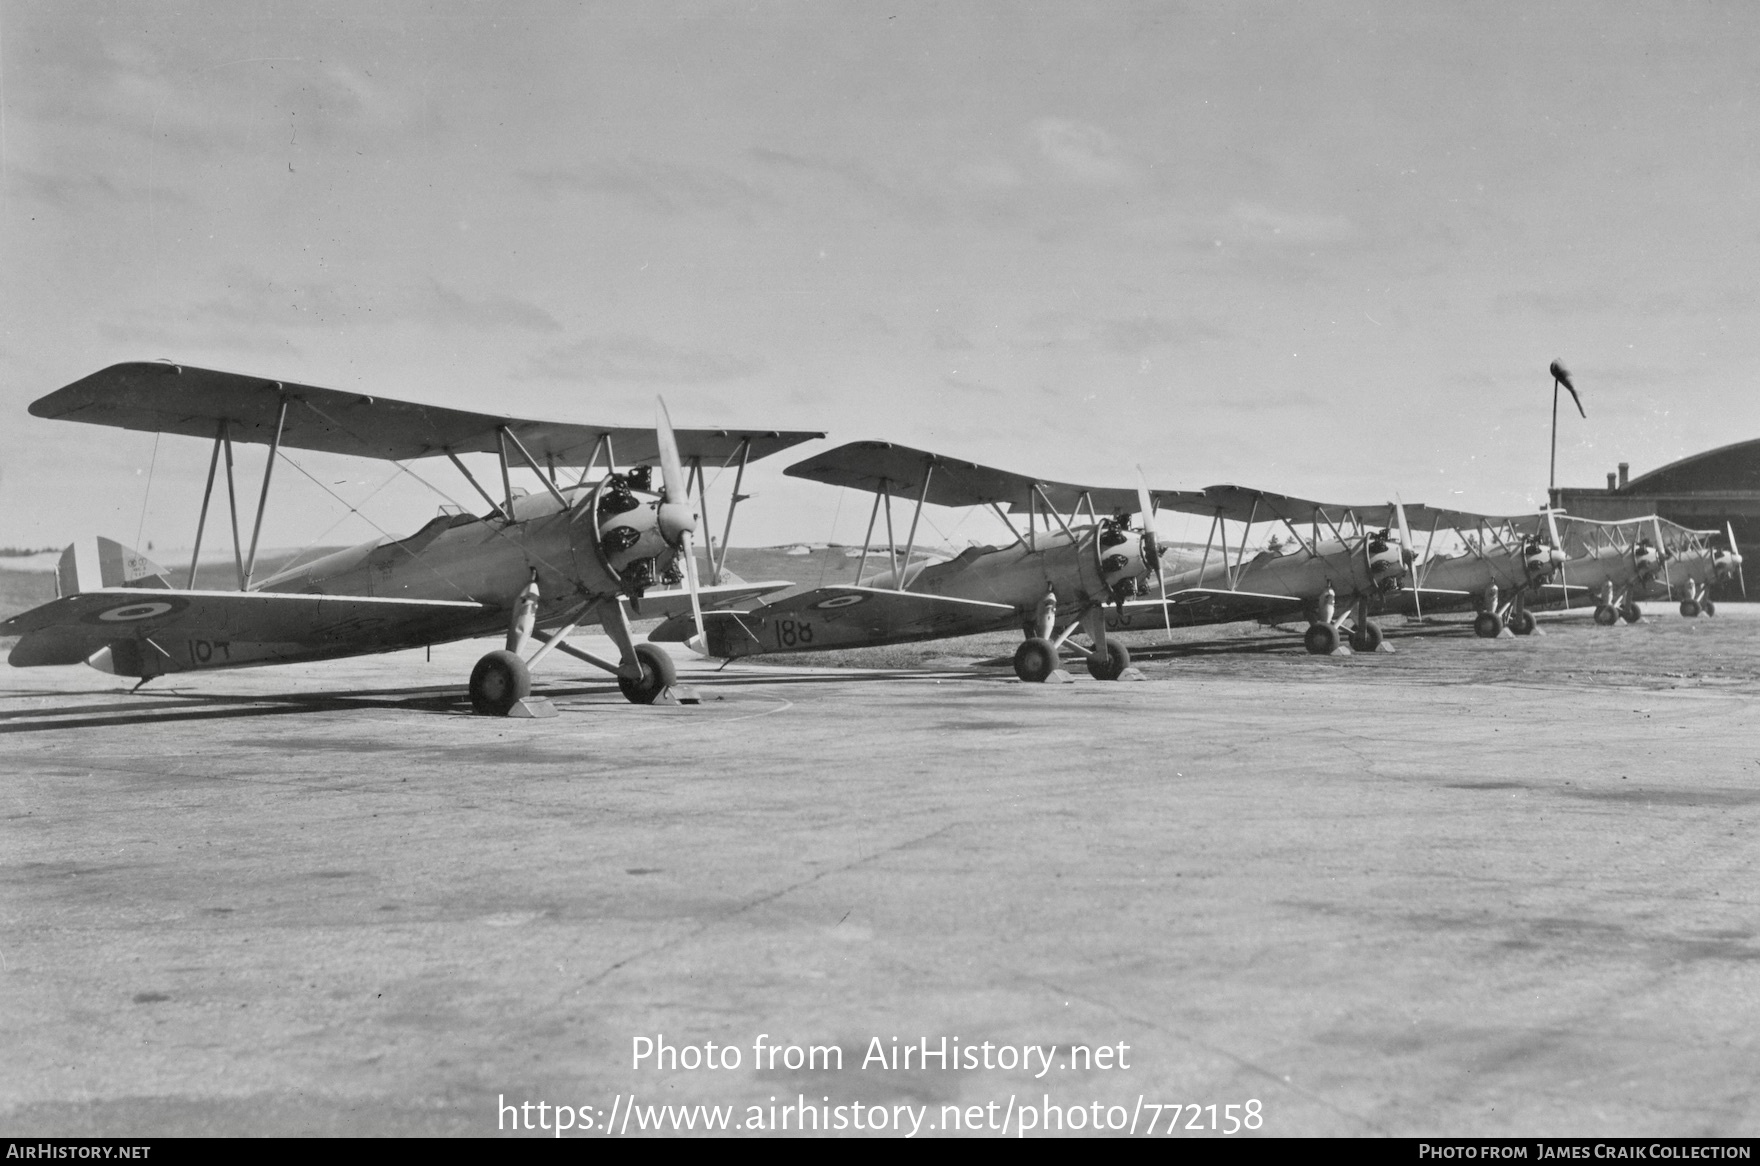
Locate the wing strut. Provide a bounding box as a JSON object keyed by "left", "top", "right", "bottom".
{"left": 242, "top": 391, "right": 288, "bottom": 590}
{"left": 499, "top": 426, "right": 570, "bottom": 509}
{"left": 188, "top": 419, "right": 225, "bottom": 588}
{"left": 222, "top": 421, "right": 246, "bottom": 590}
{"left": 446, "top": 451, "right": 510, "bottom": 521}
{"left": 712, "top": 438, "right": 753, "bottom": 585}
{"left": 854, "top": 487, "right": 884, "bottom": 585}
{"left": 898, "top": 460, "right": 935, "bottom": 591}
{"left": 882, "top": 480, "right": 898, "bottom": 579}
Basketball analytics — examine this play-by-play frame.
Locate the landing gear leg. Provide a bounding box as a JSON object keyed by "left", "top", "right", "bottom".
{"left": 598, "top": 599, "right": 688, "bottom": 704}
{"left": 1347, "top": 599, "right": 1383, "bottom": 652}
{"left": 1080, "top": 605, "right": 1131, "bottom": 680}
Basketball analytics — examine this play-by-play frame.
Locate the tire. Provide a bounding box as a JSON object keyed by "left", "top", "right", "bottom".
{"left": 1680, "top": 599, "right": 1700, "bottom": 618}
{"left": 617, "top": 642, "right": 678, "bottom": 704}
{"left": 1593, "top": 605, "right": 1618, "bottom": 626}
{"left": 1508, "top": 610, "right": 1536, "bottom": 636}
{"left": 469, "top": 649, "right": 532, "bottom": 716}
{"left": 1303, "top": 623, "right": 1339, "bottom": 655}
{"left": 1620, "top": 603, "right": 1642, "bottom": 624}
{"left": 1473, "top": 611, "right": 1503, "bottom": 638}
{"left": 1085, "top": 640, "right": 1131, "bottom": 681}
{"left": 1014, "top": 637, "right": 1058, "bottom": 683}
{"left": 1348, "top": 620, "right": 1384, "bottom": 652}
{"left": 1703, "top": 599, "right": 1716, "bottom": 617}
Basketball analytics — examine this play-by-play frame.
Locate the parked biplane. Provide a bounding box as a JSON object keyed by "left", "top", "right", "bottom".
{"left": 1377, "top": 506, "right": 1570, "bottom": 637}
{"left": 0, "top": 362, "right": 821, "bottom": 715}
{"left": 1658, "top": 522, "right": 1746, "bottom": 617}
{"left": 1104, "top": 485, "right": 1418, "bottom": 654}
{"left": 1536, "top": 514, "right": 1744, "bottom": 623}
{"left": 650, "top": 441, "right": 1176, "bottom": 681}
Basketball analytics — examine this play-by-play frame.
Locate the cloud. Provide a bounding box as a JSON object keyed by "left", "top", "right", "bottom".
{"left": 420, "top": 281, "right": 561, "bottom": 333}
{"left": 8, "top": 166, "right": 181, "bottom": 209}
{"left": 1223, "top": 202, "right": 1355, "bottom": 244}
{"left": 1021, "top": 311, "right": 1223, "bottom": 353}
{"left": 1031, "top": 118, "right": 1132, "bottom": 185}
{"left": 1197, "top": 389, "right": 1328, "bottom": 413}
{"left": 520, "top": 157, "right": 772, "bottom": 218}
{"left": 932, "top": 325, "right": 975, "bottom": 352}
{"left": 516, "top": 333, "right": 765, "bottom": 385}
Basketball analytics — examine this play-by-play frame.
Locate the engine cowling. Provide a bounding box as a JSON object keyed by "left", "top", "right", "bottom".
{"left": 1365, "top": 529, "right": 1407, "bottom": 589}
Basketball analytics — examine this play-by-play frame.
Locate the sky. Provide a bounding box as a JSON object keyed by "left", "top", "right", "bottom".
{"left": 3, "top": 1, "right": 1759, "bottom": 557}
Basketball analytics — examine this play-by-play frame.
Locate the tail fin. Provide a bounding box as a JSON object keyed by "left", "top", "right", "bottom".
{"left": 55, "top": 537, "right": 174, "bottom": 597}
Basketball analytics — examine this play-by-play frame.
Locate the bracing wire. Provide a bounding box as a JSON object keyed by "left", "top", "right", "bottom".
{"left": 134, "top": 431, "right": 161, "bottom": 553}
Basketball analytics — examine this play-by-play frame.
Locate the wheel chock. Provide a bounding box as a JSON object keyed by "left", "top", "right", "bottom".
{"left": 1044, "top": 669, "right": 1076, "bottom": 684}
{"left": 1116, "top": 667, "right": 1147, "bottom": 681}
{"left": 652, "top": 685, "right": 702, "bottom": 706}
{"left": 1497, "top": 626, "right": 1515, "bottom": 638}
{"left": 507, "top": 697, "right": 558, "bottom": 719}
{"left": 1330, "top": 644, "right": 1353, "bottom": 656}
{"left": 1375, "top": 641, "right": 1396, "bottom": 654}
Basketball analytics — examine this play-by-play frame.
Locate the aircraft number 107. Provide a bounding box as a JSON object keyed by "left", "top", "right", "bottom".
{"left": 186, "top": 639, "right": 233, "bottom": 665}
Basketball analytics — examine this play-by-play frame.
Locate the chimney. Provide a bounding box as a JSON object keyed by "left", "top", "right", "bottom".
{"left": 1607, "top": 472, "right": 1618, "bottom": 492}
{"left": 1618, "top": 462, "right": 1629, "bottom": 489}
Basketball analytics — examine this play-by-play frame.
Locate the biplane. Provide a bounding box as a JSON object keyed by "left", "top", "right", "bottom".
{"left": 650, "top": 441, "right": 1175, "bottom": 682}
{"left": 1655, "top": 521, "right": 1746, "bottom": 617}
{"left": 1376, "top": 506, "right": 1570, "bottom": 637}
{"left": 0, "top": 362, "right": 822, "bottom": 715}
{"left": 1104, "top": 485, "right": 1417, "bottom": 655}
{"left": 1536, "top": 514, "right": 1744, "bottom": 623}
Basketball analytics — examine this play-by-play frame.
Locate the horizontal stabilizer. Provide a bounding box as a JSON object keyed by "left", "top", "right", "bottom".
{"left": 621, "top": 580, "right": 792, "bottom": 623}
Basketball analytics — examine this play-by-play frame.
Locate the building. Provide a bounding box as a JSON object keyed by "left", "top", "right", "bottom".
{"left": 1553, "top": 439, "right": 1760, "bottom": 600}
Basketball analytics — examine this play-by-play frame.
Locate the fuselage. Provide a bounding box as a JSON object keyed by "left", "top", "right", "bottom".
{"left": 1168, "top": 534, "right": 1405, "bottom": 608}
{"left": 861, "top": 525, "right": 1144, "bottom": 615}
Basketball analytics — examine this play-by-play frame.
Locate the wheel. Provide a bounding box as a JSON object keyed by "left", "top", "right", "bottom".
{"left": 1303, "top": 623, "right": 1339, "bottom": 655}
{"left": 1085, "top": 640, "right": 1130, "bottom": 681}
{"left": 617, "top": 642, "right": 678, "bottom": 704}
{"left": 1620, "top": 602, "right": 1642, "bottom": 624}
{"left": 1703, "top": 599, "right": 1716, "bottom": 617}
{"left": 469, "top": 649, "right": 532, "bottom": 716}
{"left": 1013, "top": 637, "right": 1058, "bottom": 682}
{"left": 1508, "top": 610, "right": 1536, "bottom": 636}
{"left": 1593, "top": 605, "right": 1618, "bottom": 626}
{"left": 1680, "top": 599, "right": 1701, "bottom": 618}
{"left": 1348, "top": 620, "right": 1384, "bottom": 652}
{"left": 1473, "top": 611, "right": 1503, "bottom": 638}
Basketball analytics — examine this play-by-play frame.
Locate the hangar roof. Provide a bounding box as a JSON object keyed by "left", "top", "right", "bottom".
{"left": 1621, "top": 438, "right": 1760, "bottom": 495}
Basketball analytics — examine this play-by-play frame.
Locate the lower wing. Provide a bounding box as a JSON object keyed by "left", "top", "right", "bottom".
{"left": 1107, "top": 587, "right": 1305, "bottom": 631}
{"left": 3, "top": 588, "right": 496, "bottom": 674}
{"left": 649, "top": 585, "right": 1017, "bottom": 657}
{"left": 1377, "top": 586, "right": 1473, "bottom": 616}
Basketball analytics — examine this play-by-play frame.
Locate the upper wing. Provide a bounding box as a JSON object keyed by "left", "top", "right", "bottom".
{"left": 30, "top": 362, "right": 824, "bottom": 466}
{"left": 3, "top": 588, "right": 495, "bottom": 668}
{"left": 648, "top": 585, "right": 1017, "bottom": 654}
{"left": 1107, "top": 586, "right": 1306, "bottom": 630}
{"left": 784, "top": 440, "right": 1200, "bottom": 514}
{"left": 1159, "top": 485, "right": 1407, "bottom": 528}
